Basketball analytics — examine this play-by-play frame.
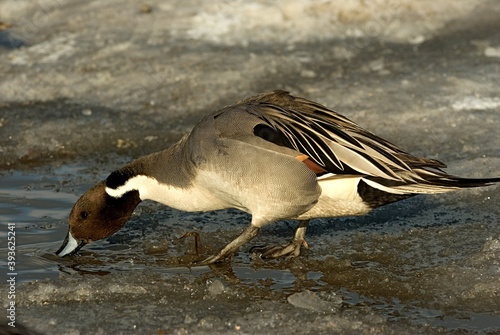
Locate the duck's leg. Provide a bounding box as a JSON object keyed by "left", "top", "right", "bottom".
{"left": 199, "top": 225, "right": 260, "bottom": 265}
{"left": 258, "top": 220, "right": 310, "bottom": 259}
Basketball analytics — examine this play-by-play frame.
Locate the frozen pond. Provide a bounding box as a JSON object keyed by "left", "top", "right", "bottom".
{"left": 1, "top": 0, "right": 500, "bottom": 334}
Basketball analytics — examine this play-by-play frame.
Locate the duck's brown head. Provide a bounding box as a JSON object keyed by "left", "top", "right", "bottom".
{"left": 56, "top": 180, "right": 141, "bottom": 257}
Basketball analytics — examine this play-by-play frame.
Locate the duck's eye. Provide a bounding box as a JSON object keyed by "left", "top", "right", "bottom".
{"left": 80, "top": 211, "right": 89, "bottom": 219}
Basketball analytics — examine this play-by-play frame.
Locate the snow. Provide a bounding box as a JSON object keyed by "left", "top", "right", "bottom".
{"left": 452, "top": 96, "right": 500, "bottom": 111}
{"left": 484, "top": 46, "right": 500, "bottom": 58}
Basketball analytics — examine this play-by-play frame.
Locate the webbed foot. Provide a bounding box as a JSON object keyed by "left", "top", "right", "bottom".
{"left": 251, "top": 220, "right": 310, "bottom": 259}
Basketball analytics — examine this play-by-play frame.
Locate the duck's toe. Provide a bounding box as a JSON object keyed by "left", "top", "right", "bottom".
{"left": 196, "top": 252, "right": 232, "bottom": 266}
{"left": 251, "top": 238, "right": 309, "bottom": 259}
{"left": 252, "top": 220, "right": 310, "bottom": 259}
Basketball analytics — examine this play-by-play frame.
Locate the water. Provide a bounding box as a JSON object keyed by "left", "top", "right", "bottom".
{"left": 1, "top": 164, "right": 499, "bottom": 334}
{"left": 0, "top": 168, "right": 77, "bottom": 283}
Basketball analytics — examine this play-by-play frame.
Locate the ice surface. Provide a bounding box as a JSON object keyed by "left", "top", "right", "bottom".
{"left": 1, "top": 0, "right": 500, "bottom": 334}
{"left": 207, "top": 279, "right": 225, "bottom": 296}
{"left": 182, "top": 0, "right": 482, "bottom": 45}
{"left": 2, "top": 164, "right": 500, "bottom": 334}
{"left": 287, "top": 289, "right": 340, "bottom": 312}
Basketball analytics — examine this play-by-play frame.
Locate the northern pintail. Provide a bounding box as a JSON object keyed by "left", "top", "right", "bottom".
{"left": 56, "top": 90, "right": 500, "bottom": 264}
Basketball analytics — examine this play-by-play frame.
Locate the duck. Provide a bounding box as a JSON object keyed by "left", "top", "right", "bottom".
{"left": 56, "top": 90, "right": 500, "bottom": 264}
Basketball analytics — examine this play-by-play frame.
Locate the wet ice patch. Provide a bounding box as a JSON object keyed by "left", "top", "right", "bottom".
{"left": 288, "top": 290, "right": 341, "bottom": 312}
{"left": 16, "top": 275, "right": 149, "bottom": 305}
{"left": 481, "top": 237, "right": 500, "bottom": 253}
{"left": 451, "top": 96, "right": 500, "bottom": 111}
{"left": 207, "top": 279, "right": 225, "bottom": 296}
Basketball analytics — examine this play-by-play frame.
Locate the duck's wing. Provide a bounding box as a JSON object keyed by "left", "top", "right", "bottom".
{"left": 242, "top": 90, "right": 442, "bottom": 182}
{"left": 240, "top": 90, "right": 499, "bottom": 193}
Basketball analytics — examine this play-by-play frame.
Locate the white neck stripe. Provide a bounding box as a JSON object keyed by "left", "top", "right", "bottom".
{"left": 105, "top": 175, "right": 157, "bottom": 199}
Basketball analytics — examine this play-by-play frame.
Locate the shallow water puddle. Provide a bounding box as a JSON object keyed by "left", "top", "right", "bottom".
{"left": 0, "top": 168, "right": 78, "bottom": 282}
{"left": 233, "top": 267, "right": 324, "bottom": 291}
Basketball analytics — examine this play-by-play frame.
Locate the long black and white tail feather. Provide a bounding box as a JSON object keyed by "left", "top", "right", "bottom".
{"left": 362, "top": 171, "right": 500, "bottom": 195}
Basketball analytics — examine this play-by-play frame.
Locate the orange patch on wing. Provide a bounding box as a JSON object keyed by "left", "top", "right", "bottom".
{"left": 295, "top": 155, "right": 327, "bottom": 174}
{"left": 295, "top": 154, "right": 309, "bottom": 162}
